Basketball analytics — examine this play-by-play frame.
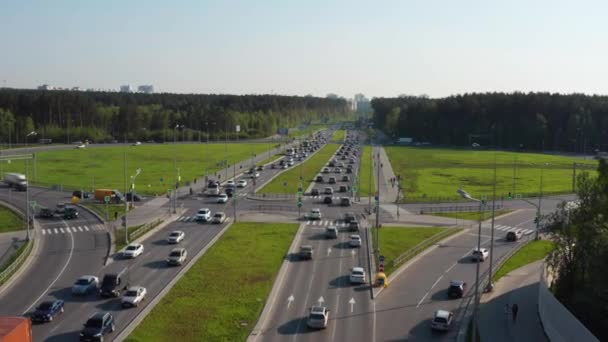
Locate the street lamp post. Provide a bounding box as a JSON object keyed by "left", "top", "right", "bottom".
{"left": 173, "top": 124, "right": 185, "bottom": 213}
{"left": 457, "top": 188, "right": 484, "bottom": 342}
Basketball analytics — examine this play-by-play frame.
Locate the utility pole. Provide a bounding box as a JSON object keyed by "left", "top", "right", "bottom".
{"left": 25, "top": 159, "right": 30, "bottom": 241}
{"left": 123, "top": 150, "right": 128, "bottom": 244}
{"left": 375, "top": 147, "right": 381, "bottom": 264}
{"left": 536, "top": 166, "right": 544, "bottom": 240}
{"left": 487, "top": 158, "right": 497, "bottom": 292}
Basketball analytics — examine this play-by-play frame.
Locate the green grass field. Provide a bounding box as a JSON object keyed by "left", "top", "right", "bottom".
{"left": 358, "top": 145, "right": 375, "bottom": 196}
{"left": 1, "top": 143, "right": 271, "bottom": 196}
{"left": 126, "top": 222, "right": 298, "bottom": 342}
{"left": 428, "top": 209, "right": 511, "bottom": 221}
{"left": 373, "top": 226, "right": 455, "bottom": 275}
{"left": 258, "top": 143, "right": 340, "bottom": 194}
{"left": 0, "top": 206, "right": 23, "bottom": 233}
{"left": 288, "top": 124, "right": 326, "bottom": 138}
{"left": 81, "top": 203, "right": 128, "bottom": 221}
{"left": 257, "top": 154, "right": 282, "bottom": 166}
{"left": 493, "top": 239, "right": 555, "bottom": 282}
{"left": 332, "top": 129, "right": 345, "bottom": 142}
{"left": 384, "top": 146, "right": 597, "bottom": 201}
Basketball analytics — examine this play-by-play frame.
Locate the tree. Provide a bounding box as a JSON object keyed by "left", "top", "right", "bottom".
{"left": 0, "top": 108, "right": 15, "bottom": 144}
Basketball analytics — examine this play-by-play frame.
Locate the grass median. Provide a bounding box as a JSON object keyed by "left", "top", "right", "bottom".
{"left": 126, "top": 222, "right": 298, "bottom": 342}
{"left": 358, "top": 145, "right": 375, "bottom": 196}
{"left": 258, "top": 143, "right": 340, "bottom": 194}
{"left": 80, "top": 203, "right": 128, "bottom": 221}
{"left": 373, "top": 226, "right": 461, "bottom": 275}
{"left": 0, "top": 206, "right": 23, "bottom": 233}
{"left": 428, "top": 209, "right": 511, "bottom": 221}
{"left": 384, "top": 146, "right": 597, "bottom": 201}
{"left": 493, "top": 239, "right": 555, "bottom": 282}
{"left": 332, "top": 129, "right": 345, "bottom": 142}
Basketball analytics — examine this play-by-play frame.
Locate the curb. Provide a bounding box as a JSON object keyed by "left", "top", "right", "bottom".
{"left": 373, "top": 227, "right": 470, "bottom": 298}
{"left": 76, "top": 203, "right": 113, "bottom": 266}
{"left": 115, "top": 220, "right": 234, "bottom": 341}
{"left": 248, "top": 222, "right": 307, "bottom": 341}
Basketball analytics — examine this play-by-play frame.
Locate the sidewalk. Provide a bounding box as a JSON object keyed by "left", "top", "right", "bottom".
{"left": 375, "top": 146, "right": 399, "bottom": 203}
{"left": 478, "top": 260, "right": 548, "bottom": 342}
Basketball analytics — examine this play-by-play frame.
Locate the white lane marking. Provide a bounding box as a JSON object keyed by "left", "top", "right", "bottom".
{"left": 78, "top": 226, "right": 83, "bottom": 232}
{"left": 41, "top": 229, "right": 46, "bottom": 235}
{"left": 59, "top": 228, "right": 64, "bottom": 234}
{"left": 431, "top": 275, "right": 443, "bottom": 289}
{"left": 417, "top": 292, "right": 429, "bottom": 308}
{"left": 311, "top": 227, "right": 324, "bottom": 230}
{"left": 84, "top": 226, "right": 90, "bottom": 231}
{"left": 53, "top": 228, "right": 58, "bottom": 234}
{"left": 372, "top": 300, "right": 377, "bottom": 342}
{"left": 445, "top": 262, "right": 457, "bottom": 273}
{"left": 24, "top": 230, "right": 75, "bottom": 314}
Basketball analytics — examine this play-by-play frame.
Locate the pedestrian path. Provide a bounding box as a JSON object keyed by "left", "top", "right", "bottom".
{"left": 40, "top": 224, "right": 105, "bottom": 235}
{"left": 481, "top": 223, "right": 534, "bottom": 236}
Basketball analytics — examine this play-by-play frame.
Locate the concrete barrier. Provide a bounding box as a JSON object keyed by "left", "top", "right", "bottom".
{"left": 538, "top": 263, "right": 599, "bottom": 342}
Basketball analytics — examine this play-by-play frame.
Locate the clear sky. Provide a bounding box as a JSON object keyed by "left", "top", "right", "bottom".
{"left": 1, "top": 0, "right": 607, "bottom": 98}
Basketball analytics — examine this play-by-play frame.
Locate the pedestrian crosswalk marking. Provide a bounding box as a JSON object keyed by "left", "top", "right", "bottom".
{"left": 84, "top": 226, "right": 90, "bottom": 231}
{"left": 78, "top": 226, "right": 83, "bottom": 231}
{"left": 53, "top": 228, "right": 58, "bottom": 234}
{"left": 41, "top": 229, "right": 46, "bottom": 235}
{"left": 59, "top": 228, "right": 65, "bottom": 233}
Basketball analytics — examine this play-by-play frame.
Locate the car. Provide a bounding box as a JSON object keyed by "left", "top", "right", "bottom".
{"left": 250, "top": 172, "right": 260, "bottom": 178}
{"left": 506, "top": 230, "right": 523, "bottom": 241}
{"left": 350, "top": 267, "right": 366, "bottom": 284}
{"left": 166, "top": 247, "right": 188, "bottom": 266}
{"left": 328, "top": 161, "right": 336, "bottom": 167}
{"left": 447, "top": 280, "right": 466, "bottom": 299}
{"left": 121, "top": 286, "right": 147, "bottom": 307}
{"left": 271, "top": 163, "right": 276, "bottom": 169}
{"left": 100, "top": 272, "right": 123, "bottom": 297}
{"left": 339, "top": 185, "right": 349, "bottom": 193}
{"left": 72, "top": 275, "right": 99, "bottom": 295}
{"left": 217, "top": 193, "right": 229, "bottom": 203}
{"left": 80, "top": 312, "right": 115, "bottom": 341}
{"left": 471, "top": 248, "right": 489, "bottom": 262}
{"left": 282, "top": 164, "right": 289, "bottom": 169}
{"left": 349, "top": 234, "right": 362, "bottom": 247}
{"left": 31, "top": 299, "right": 65, "bottom": 323}
{"left": 237, "top": 180, "right": 248, "bottom": 187}
{"left": 348, "top": 221, "right": 360, "bottom": 232}
{"left": 75, "top": 144, "right": 86, "bottom": 149}
{"left": 323, "top": 196, "right": 333, "bottom": 204}
{"left": 132, "top": 141, "right": 142, "bottom": 146}
{"left": 63, "top": 205, "right": 79, "bottom": 219}
{"left": 334, "top": 168, "right": 341, "bottom": 173}
{"left": 287, "top": 159, "right": 295, "bottom": 166}
{"left": 341, "top": 175, "right": 350, "bottom": 182}
{"left": 307, "top": 306, "right": 330, "bottom": 329}
{"left": 346, "top": 168, "right": 353, "bottom": 174}
{"left": 315, "top": 175, "right": 324, "bottom": 183}
{"left": 196, "top": 208, "right": 211, "bottom": 222}
{"left": 328, "top": 177, "right": 336, "bottom": 184}
{"left": 212, "top": 212, "right": 227, "bottom": 224}
{"left": 343, "top": 212, "right": 356, "bottom": 223}
{"left": 340, "top": 197, "right": 351, "bottom": 207}
{"left": 167, "top": 230, "right": 185, "bottom": 244}
{"left": 322, "top": 167, "right": 330, "bottom": 173}
{"left": 299, "top": 245, "right": 313, "bottom": 259}
{"left": 311, "top": 188, "right": 320, "bottom": 196}
{"left": 308, "top": 208, "right": 322, "bottom": 220}
{"left": 225, "top": 180, "right": 235, "bottom": 187}
{"left": 348, "top": 158, "right": 355, "bottom": 164}
{"left": 72, "top": 190, "right": 90, "bottom": 199}
{"left": 325, "top": 226, "right": 338, "bottom": 239}
{"left": 225, "top": 187, "right": 235, "bottom": 197}
{"left": 257, "top": 165, "right": 264, "bottom": 171}
{"left": 431, "top": 309, "right": 453, "bottom": 331}
{"left": 38, "top": 206, "right": 54, "bottom": 218}
{"left": 55, "top": 203, "right": 66, "bottom": 214}
{"left": 324, "top": 187, "right": 334, "bottom": 195}
{"left": 122, "top": 243, "right": 144, "bottom": 258}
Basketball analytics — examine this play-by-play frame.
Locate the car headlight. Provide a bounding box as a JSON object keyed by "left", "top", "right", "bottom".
{"left": 94, "top": 332, "right": 102, "bottom": 337}
{"left": 80, "top": 333, "right": 84, "bottom": 337}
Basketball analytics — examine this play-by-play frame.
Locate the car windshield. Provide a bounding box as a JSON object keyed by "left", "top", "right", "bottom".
{"left": 170, "top": 232, "right": 180, "bottom": 237}
{"left": 126, "top": 245, "right": 138, "bottom": 251}
{"left": 85, "top": 318, "right": 103, "bottom": 328}
{"left": 434, "top": 317, "right": 448, "bottom": 324}
{"left": 352, "top": 271, "right": 364, "bottom": 276}
{"left": 310, "top": 313, "right": 325, "bottom": 320}
{"left": 75, "top": 278, "right": 90, "bottom": 285}
{"left": 125, "top": 290, "right": 138, "bottom": 296}
{"left": 214, "top": 213, "right": 222, "bottom": 217}
{"left": 198, "top": 210, "right": 208, "bottom": 214}
{"left": 170, "top": 251, "right": 182, "bottom": 257}
{"left": 37, "top": 302, "right": 53, "bottom": 310}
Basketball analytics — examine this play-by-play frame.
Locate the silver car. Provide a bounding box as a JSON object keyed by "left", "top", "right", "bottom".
{"left": 71, "top": 275, "right": 99, "bottom": 295}
{"left": 166, "top": 248, "right": 187, "bottom": 266}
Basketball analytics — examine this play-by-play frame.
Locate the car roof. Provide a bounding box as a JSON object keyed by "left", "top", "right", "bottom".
{"left": 80, "top": 275, "right": 96, "bottom": 280}
{"left": 126, "top": 286, "right": 144, "bottom": 292}
{"left": 198, "top": 208, "right": 210, "bottom": 211}
{"left": 450, "top": 280, "right": 465, "bottom": 286}
{"left": 326, "top": 226, "right": 337, "bottom": 230}
{"left": 128, "top": 243, "right": 142, "bottom": 248}
{"left": 310, "top": 306, "right": 326, "bottom": 313}
{"left": 352, "top": 266, "right": 365, "bottom": 272}
{"left": 170, "top": 230, "right": 183, "bottom": 235}
{"left": 435, "top": 310, "right": 452, "bottom": 319}
{"left": 301, "top": 245, "right": 313, "bottom": 249}
{"left": 170, "top": 247, "right": 186, "bottom": 253}
{"left": 351, "top": 234, "right": 361, "bottom": 238}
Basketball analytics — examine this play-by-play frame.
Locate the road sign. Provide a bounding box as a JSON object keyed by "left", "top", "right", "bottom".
{"left": 379, "top": 264, "right": 385, "bottom": 272}
{"left": 29, "top": 200, "right": 37, "bottom": 207}
{"left": 297, "top": 201, "right": 302, "bottom": 208}
{"left": 379, "top": 255, "right": 385, "bottom": 262}
{"left": 104, "top": 196, "right": 110, "bottom": 203}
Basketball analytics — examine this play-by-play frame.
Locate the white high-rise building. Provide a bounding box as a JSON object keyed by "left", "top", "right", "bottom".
{"left": 138, "top": 85, "right": 154, "bottom": 94}
{"left": 120, "top": 85, "right": 133, "bottom": 93}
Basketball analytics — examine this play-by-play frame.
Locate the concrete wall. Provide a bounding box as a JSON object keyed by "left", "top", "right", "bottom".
{"left": 538, "top": 263, "right": 599, "bottom": 342}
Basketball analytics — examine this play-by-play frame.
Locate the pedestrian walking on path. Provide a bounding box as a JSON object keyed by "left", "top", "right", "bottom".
{"left": 511, "top": 303, "right": 519, "bottom": 323}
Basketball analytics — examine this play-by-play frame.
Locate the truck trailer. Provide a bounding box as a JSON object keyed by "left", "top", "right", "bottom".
{"left": 0, "top": 316, "right": 32, "bottom": 342}
{"left": 3, "top": 173, "right": 27, "bottom": 191}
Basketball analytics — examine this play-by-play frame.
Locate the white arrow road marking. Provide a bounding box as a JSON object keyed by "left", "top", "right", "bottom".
{"left": 351, "top": 249, "right": 355, "bottom": 257}
{"left": 318, "top": 296, "right": 325, "bottom": 305}
{"left": 327, "top": 248, "right": 332, "bottom": 256}
{"left": 287, "top": 294, "right": 294, "bottom": 309}
{"left": 349, "top": 297, "right": 356, "bottom": 313}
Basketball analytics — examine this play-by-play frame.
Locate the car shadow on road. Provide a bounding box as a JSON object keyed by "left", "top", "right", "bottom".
{"left": 151, "top": 239, "right": 168, "bottom": 246}
{"left": 143, "top": 260, "right": 169, "bottom": 269}
{"left": 430, "top": 288, "right": 449, "bottom": 301}
{"left": 307, "top": 233, "right": 328, "bottom": 241}
{"left": 94, "top": 298, "right": 121, "bottom": 311}
{"left": 457, "top": 255, "right": 477, "bottom": 264}
{"left": 286, "top": 253, "right": 307, "bottom": 262}
{"left": 44, "top": 331, "right": 82, "bottom": 342}
{"left": 48, "top": 287, "right": 97, "bottom": 303}
{"left": 333, "top": 241, "right": 353, "bottom": 249}
{"left": 277, "top": 317, "right": 316, "bottom": 335}
{"left": 329, "top": 275, "right": 352, "bottom": 288}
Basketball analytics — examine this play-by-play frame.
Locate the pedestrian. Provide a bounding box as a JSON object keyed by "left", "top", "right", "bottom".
{"left": 511, "top": 303, "right": 519, "bottom": 322}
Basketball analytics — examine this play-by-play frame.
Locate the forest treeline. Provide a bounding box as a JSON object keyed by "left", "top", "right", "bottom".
{"left": 371, "top": 92, "right": 608, "bottom": 152}
{"left": 0, "top": 89, "right": 350, "bottom": 144}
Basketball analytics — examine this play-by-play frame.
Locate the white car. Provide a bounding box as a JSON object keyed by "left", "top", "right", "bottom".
{"left": 166, "top": 247, "right": 187, "bottom": 266}
{"left": 212, "top": 212, "right": 227, "bottom": 224}
{"left": 350, "top": 267, "right": 366, "bottom": 284}
{"left": 122, "top": 243, "right": 144, "bottom": 258}
{"left": 121, "top": 286, "right": 147, "bottom": 307}
{"left": 308, "top": 208, "right": 322, "bottom": 220}
{"left": 307, "top": 306, "right": 330, "bottom": 329}
{"left": 250, "top": 172, "right": 260, "bottom": 178}
{"left": 471, "top": 248, "right": 489, "bottom": 262}
{"left": 225, "top": 180, "right": 235, "bottom": 187}
{"left": 431, "top": 309, "right": 453, "bottom": 331}
{"left": 196, "top": 208, "right": 211, "bottom": 222}
{"left": 75, "top": 144, "right": 86, "bottom": 149}
{"left": 237, "top": 180, "right": 248, "bottom": 188}
{"left": 282, "top": 164, "right": 289, "bottom": 169}
{"left": 322, "top": 167, "right": 330, "bottom": 174}
{"left": 349, "top": 234, "right": 362, "bottom": 248}
{"left": 167, "top": 230, "right": 185, "bottom": 244}
{"left": 217, "top": 194, "right": 229, "bottom": 203}
{"left": 132, "top": 141, "right": 142, "bottom": 146}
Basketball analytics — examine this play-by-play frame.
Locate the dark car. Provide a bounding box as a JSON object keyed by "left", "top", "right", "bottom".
{"left": 257, "top": 165, "right": 264, "bottom": 171}
{"left": 447, "top": 280, "right": 466, "bottom": 299}
{"left": 38, "top": 206, "right": 54, "bottom": 219}
{"left": 339, "top": 185, "right": 349, "bottom": 193}
{"left": 31, "top": 300, "right": 64, "bottom": 323}
{"left": 271, "top": 163, "right": 276, "bottom": 169}
{"left": 80, "top": 312, "right": 115, "bottom": 342}
{"left": 343, "top": 212, "right": 356, "bottom": 223}
{"left": 225, "top": 187, "right": 235, "bottom": 197}
{"left": 348, "top": 221, "right": 360, "bottom": 232}
{"left": 346, "top": 168, "right": 353, "bottom": 174}
{"left": 340, "top": 197, "right": 351, "bottom": 207}
{"left": 99, "top": 272, "right": 123, "bottom": 297}
{"left": 341, "top": 175, "right": 350, "bottom": 182}
{"left": 311, "top": 188, "right": 320, "bottom": 196}
{"left": 506, "top": 230, "right": 523, "bottom": 241}
{"left": 125, "top": 191, "right": 143, "bottom": 202}
{"left": 323, "top": 196, "right": 333, "bottom": 204}
{"left": 328, "top": 177, "right": 336, "bottom": 184}
{"left": 63, "top": 206, "right": 79, "bottom": 219}
{"left": 315, "top": 175, "right": 324, "bottom": 183}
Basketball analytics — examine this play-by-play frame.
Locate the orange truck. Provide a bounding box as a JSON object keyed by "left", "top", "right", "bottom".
{"left": 94, "top": 189, "right": 124, "bottom": 204}
{"left": 0, "top": 317, "right": 32, "bottom": 342}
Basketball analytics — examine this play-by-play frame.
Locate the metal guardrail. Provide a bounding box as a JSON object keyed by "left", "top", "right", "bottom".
{"left": 129, "top": 213, "right": 171, "bottom": 241}
{"left": 391, "top": 228, "right": 461, "bottom": 268}
{"left": 419, "top": 205, "right": 503, "bottom": 214}
{"left": 0, "top": 237, "right": 34, "bottom": 286}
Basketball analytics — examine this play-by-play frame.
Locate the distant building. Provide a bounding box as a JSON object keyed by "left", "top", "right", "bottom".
{"left": 326, "top": 93, "right": 339, "bottom": 99}
{"left": 138, "top": 85, "right": 154, "bottom": 94}
{"left": 38, "top": 84, "right": 54, "bottom": 90}
{"left": 353, "top": 93, "right": 371, "bottom": 114}
{"left": 120, "top": 85, "right": 133, "bottom": 93}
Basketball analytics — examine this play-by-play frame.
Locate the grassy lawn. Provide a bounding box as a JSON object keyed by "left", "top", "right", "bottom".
{"left": 2, "top": 143, "right": 272, "bottom": 196}
{"left": 428, "top": 209, "right": 512, "bottom": 221}
{"left": 258, "top": 143, "right": 340, "bottom": 194}
{"left": 257, "top": 154, "right": 282, "bottom": 166}
{"left": 81, "top": 203, "right": 128, "bottom": 221}
{"left": 332, "top": 129, "right": 345, "bottom": 142}
{"left": 126, "top": 222, "right": 298, "bottom": 342}
{"left": 493, "top": 239, "right": 555, "bottom": 282}
{"left": 373, "top": 227, "right": 459, "bottom": 275}
{"left": 358, "top": 145, "right": 375, "bottom": 196}
{"left": 288, "top": 124, "right": 326, "bottom": 138}
{"left": 0, "top": 206, "right": 23, "bottom": 233}
{"left": 384, "top": 146, "right": 597, "bottom": 201}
